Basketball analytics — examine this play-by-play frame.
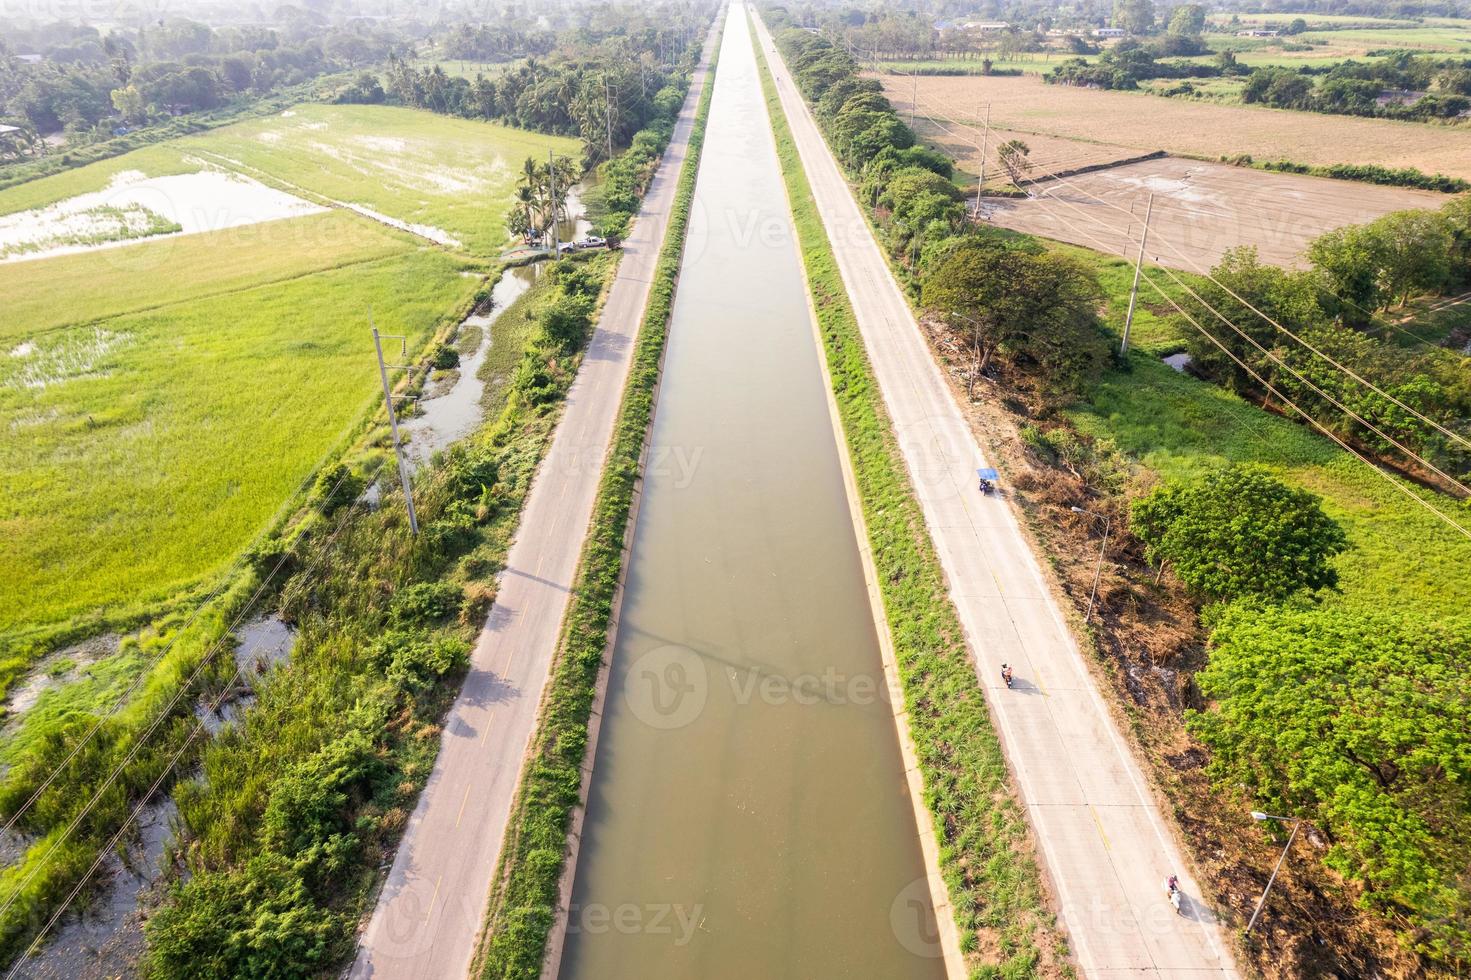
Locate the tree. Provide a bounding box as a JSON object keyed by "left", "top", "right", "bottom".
{"left": 109, "top": 84, "right": 146, "bottom": 124}
{"left": 1130, "top": 465, "right": 1347, "bottom": 602}
{"left": 1189, "top": 606, "right": 1471, "bottom": 962}
{"left": 996, "top": 138, "right": 1031, "bottom": 186}
{"left": 1307, "top": 223, "right": 1384, "bottom": 316}
{"left": 1178, "top": 247, "right": 1326, "bottom": 397}
{"left": 1365, "top": 209, "right": 1452, "bottom": 307}
{"left": 923, "top": 238, "right": 1104, "bottom": 395}
{"left": 1113, "top": 0, "right": 1156, "bottom": 34}
{"left": 1167, "top": 3, "right": 1205, "bottom": 36}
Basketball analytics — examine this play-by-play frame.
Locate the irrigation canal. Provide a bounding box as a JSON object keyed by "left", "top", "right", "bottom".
{"left": 557, "top": 10, "right": 946, "bottom": 979}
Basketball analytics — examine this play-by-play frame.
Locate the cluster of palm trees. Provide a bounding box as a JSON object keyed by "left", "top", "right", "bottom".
{"left": 507, "top": 154, "right": 577, "bottom": 243}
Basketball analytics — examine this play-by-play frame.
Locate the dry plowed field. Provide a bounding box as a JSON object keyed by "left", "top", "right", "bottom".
{"left": 881, "top": 73, "right": 1471, "bottom": 179}
{"left": 979, "top": 156, "right": 1447, "bottom": 270}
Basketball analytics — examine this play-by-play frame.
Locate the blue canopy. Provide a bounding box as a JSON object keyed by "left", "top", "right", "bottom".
{"left": 976, "top": 468, "right": 999, "bottom": 481}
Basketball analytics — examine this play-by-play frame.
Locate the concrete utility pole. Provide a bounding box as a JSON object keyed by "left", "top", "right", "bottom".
{"left": 604, "top": 74, "right": 614, "bottom": 161}
{"left": 1119, "top": 191, "right": 1154, "bottom": 356}
{"left": 371, "top": 321, "right": 418, "bottom": 535}
{"left": 974, "top": 103, "right": 991, "bottom": 216}
{"left": 910, "top": 72, "right": 918, "bottom": 127}
{"left": 547, "top": 149, "right": 559, "bottom": 255}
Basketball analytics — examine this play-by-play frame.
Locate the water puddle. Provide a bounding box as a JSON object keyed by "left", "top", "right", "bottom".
{"left": 195, "top": 614, "right": 297, "bottom": 735}
{"left": 2, "top": 633, "right": 119, "bottom": 721}
{"left": 1163, "top": 351, "right": 1193, "bottom": 372}
{"left": 0, "top": 169, "right": 325, "bottom": 265}
{"left": 10, "top": 798, "right": 177, "bottom": 980}
{"left": 401, "top": 263, "right": 542, "bottom": 467}
{"left": 5, "top": 615, "right": 296, "bottom": 976}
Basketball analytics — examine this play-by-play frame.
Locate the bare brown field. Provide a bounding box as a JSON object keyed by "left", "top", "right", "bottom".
{"left": 881, "top": 73, "right": 1471, "bottom": 179}
{"left": 908, "top": 116, "right": 1142, "bottom": 180}
{"left": 979, "top": 156, "right": 1447, "bottom": 270}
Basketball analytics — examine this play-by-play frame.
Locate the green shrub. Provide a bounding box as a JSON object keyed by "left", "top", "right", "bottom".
{"left": 390, "top": 581, "right": 464, "bottom": 625}
{"left": 1131, "top": 464, "right": 1348, "bottom": 602}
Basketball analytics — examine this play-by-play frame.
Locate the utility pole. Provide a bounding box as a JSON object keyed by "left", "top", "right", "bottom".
{"left": 371, "top": 320, "right": 418, "bottom": 535}
{"left": 974, "top": 103, "right": 991, "bottom": 217}
{"left": 547, "top": 149, "right": 559, "bottom": 255}
{"left": 604, "top": 74, "right": 614, "bottom": 161}
{"left": 1119, "top": 192, "right": 1154, "bottom": 356}
{"left": 1246, "top": 812, "right": 1305, "bottom": 935}
{"left": 910, "top": 72, "right": 918, "bottom": 127}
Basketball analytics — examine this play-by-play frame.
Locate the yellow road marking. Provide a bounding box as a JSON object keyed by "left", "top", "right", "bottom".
{"left": 1089, "top": 805, "right": 1112, "bottom": 850}
{"left": 426, "top": 875, "right": 442, "bottom": 921}
{"left": 480, "top": 710, "right": 495, "bottom": 747}
{"left": 455, "top": 785, "right": 472, "bottom": 828}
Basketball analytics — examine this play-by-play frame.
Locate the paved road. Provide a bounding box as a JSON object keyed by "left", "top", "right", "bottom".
{"left": 753, "top": 16, "right": 1240, "bottom": 979}
{"left": 350, "top": 38, "right": 716, "bottom": 980}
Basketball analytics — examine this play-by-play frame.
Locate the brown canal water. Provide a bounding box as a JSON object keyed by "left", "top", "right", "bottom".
{"left": 557, "top": 10, "right": 946, "bottom": 979}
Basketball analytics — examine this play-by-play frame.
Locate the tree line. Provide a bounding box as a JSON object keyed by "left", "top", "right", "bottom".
{"left": 0, "top": 15, "right": 397, "bottom": 150}
{"left": 1178, "top": 199, "right": 1471, "bottom": 490}
{"left": 1242, "top": 52, "right": 1471, "bottom": 121}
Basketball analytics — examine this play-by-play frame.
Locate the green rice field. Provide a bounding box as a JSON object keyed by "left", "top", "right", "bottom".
{"left": 0, "top": 103, "right": 574, "bottom": 661}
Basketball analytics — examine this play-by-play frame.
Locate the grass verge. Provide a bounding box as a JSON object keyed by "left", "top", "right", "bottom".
{"left": 754, "top": 30, "right": 1068, "bottom": 979}
{"left": 471, "top": 27, "right": 720, "bottom": 980}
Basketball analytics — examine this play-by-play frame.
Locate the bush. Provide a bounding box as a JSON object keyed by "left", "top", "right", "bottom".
{"left": 147, "top": 853, "right": 342, "bottom": 979}
{"left": 430, "top": 343, "right": 459, "bottom": 370}
{"left": 391, "top": 581, "right": 463, "bottom": 624}
{"left": 1131, "top": 464, "right": 1347, "bottom": 602}
{"left": 1191, "top": 606, "right": 1471, "bottom": 962}
{"left": 310, "top": 462, "right": 364, "bottom": 516}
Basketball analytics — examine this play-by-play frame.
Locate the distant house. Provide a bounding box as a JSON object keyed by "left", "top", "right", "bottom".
{"left": 962, "top": 21, "right": 1011, "bottom": 34}
{"left": 1092, "top": 28, "right": 1127, "bottom": 38}
{"left": 1235, "top": 29, "right": 1280, "bottom": 37}
{"left": 1376, "top": 88, "right": 1428, "bottom": 107}
{"left": 16, "top": 54, "right": 44, "bottom": 64}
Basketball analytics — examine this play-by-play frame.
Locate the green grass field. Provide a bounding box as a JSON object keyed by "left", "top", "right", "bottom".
{"left": 175, "top": 105, "right": 578, "bottom": 256}
{"left": 0, "top": 105, "right": 579, "bottom": 257}
{"left": 0, "top": 222, "right": 479, "bottom": 647}
{"left": 0, "top": 103, "right": 579, "bottom": 660}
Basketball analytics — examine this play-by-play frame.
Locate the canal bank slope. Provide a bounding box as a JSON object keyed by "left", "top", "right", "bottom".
{"left": 348, "top": 34, "right": 718, "bottom": 980}
{"left": 753, "top": 12, "right": 1241, "bottom": 979}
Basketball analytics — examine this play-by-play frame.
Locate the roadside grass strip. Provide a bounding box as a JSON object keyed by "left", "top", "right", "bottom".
{"left": 753, "top": 32, "right": 1069, "bottom": 979}
{"left": 472, "top": 33, "right": 720, "bottom": 980}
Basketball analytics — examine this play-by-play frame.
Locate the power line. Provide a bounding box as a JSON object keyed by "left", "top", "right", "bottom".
{"left": 0, "top": 464, "right": 380, "bottom": 937}
{"left": 820, "top": 48, "right": 1471, "bottom": 534}
{"left": 906, "top": 86, "right": 1471, "bottom": 461}
{"left": 0, "top": 454, "right": 367, "bottom": 845}
{"left": 5, "top": 662, "right": 249, "bottom": 980}
{"left": 955, "top": 152, "right": 1471, "bottom": 539}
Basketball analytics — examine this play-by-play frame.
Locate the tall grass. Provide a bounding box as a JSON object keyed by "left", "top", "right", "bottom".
{"left": 754, "top": 28, "right": 1067, "bottom": 978}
